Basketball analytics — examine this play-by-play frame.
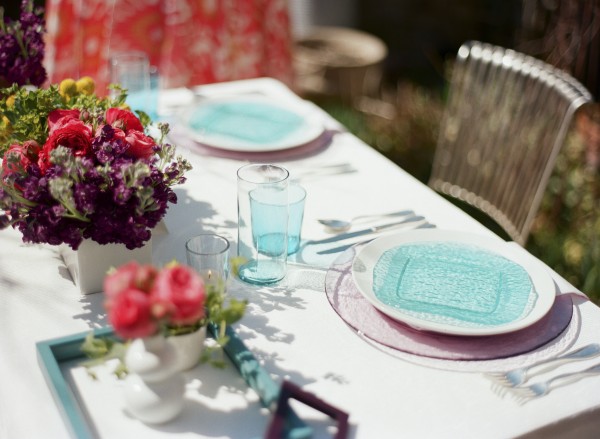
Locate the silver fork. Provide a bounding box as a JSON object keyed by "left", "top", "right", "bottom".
{"left": 488, "top": 343, "right": 600, "bottom": 389}
{"left": 510, "top": 362, "right": 600, "bottom": 404}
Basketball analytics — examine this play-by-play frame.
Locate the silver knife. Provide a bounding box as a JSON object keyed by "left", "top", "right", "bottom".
{"left": 316, "top": 220, "right": 433, "bottom": 254}
{"left": 306, "top": 215, "right": 425, "bottom": 246}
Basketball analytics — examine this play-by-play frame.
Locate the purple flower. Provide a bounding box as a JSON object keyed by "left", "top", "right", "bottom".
{"left": 113, "top": 184, "right": 133, "bottom": 205}
{"left": 47, "top": 204, "right": 66, "bottom": 225}
{"left": 73, "top": 182, "right": 98, "bottom": 214}
{"left": 0, "top": 0, "right": 47, "bottom": 87}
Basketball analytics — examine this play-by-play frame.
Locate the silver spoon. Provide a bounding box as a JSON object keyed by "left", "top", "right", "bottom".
{"left": 318, "top": 209, "right": 414, "bottom": 233}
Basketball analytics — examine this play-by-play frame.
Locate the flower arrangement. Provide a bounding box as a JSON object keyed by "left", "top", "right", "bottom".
{"left": 82, "top": 261, "right": 247, "bottom": 375}
{"left": 0, "top": 0, "right": 47, "bottom": 88}
{"left": 104, "top": 261, "right": 209, "bottom": 339}
{"left": 0, "top": 78, "right": 191, "bottom": 250}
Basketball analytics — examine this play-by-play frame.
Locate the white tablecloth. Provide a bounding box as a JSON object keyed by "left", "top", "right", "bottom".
{"left": 1, "top": 78, "right": 599, "bottom": 438}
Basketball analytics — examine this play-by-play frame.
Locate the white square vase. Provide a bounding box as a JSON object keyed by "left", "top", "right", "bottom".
{"left": 59, "top": 221, "right": 167, "bottom": 294}
{"left": 61, "top": 239, "right": 152, "bottom": 295}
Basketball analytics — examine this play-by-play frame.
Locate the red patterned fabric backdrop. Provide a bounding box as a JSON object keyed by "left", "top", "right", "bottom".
{"left": 44, "top": 0, "right": 294, "bottom": 94}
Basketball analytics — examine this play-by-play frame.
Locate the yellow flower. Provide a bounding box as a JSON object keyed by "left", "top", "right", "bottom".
{"left": 76, "top": 76, "right": 95, "bottom": 95}
{"left": 5, "top": 95, "right": 16, "bottom": 108}
{"left": 59, "top": 78, "right": 77, "bottom": 97}
{"left": 0, "top": 115, "right": 12, "bottom": 139}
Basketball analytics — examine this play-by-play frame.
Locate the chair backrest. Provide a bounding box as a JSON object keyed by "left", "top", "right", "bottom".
{"left": 429, "top": 41, "right": 592, "bottom": 245}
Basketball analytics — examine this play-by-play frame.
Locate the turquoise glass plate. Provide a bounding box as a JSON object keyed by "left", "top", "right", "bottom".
{"left": 351, "top": 230, "right": 556, "bottom": 336}
{"left": 185, "top": 95, "right": 324, "bottom": 152}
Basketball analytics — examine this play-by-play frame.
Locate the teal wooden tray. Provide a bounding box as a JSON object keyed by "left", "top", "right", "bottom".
{"left": 37, "top": 324, "right": 312, "bottom": 439}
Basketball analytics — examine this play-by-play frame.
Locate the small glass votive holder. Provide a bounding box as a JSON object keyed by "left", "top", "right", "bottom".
{"left": 287, "top": 184, "right": 306, "bottom": 255}
{"left": 185, "top": 234, "right": 230, "bottom": 288}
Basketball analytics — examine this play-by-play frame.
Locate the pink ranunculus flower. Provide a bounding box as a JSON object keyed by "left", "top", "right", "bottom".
{"left": 124, "top": 130, "right": 156, "bottom": 159}
{"left": 1, "top": 140, "right": 40, "bottom": 178}
{"left": 22, "top": 140, "right": 42, "bottom": 160}
{"left": 105, "top": 108, "right": 144, "bottom": 132}
{"left": 38, "top": 118, "right": 93, "bottom": 173}
{"left": 151, "top": 265, "right": 206, "bottom": 325}
{"left": 104, "top": 261, "right": 157, "bottom": 304}
{"left": 109, "top": 127, "right": 127, "bottom": 142}
{"left": 106, "top": 287, "right": 158, "bottom": 339}
{"left": 47, "top": 109, "right": 80, "bottom": 134}
{"left": 105, "top": 107, "right": 156, "bottom": 158}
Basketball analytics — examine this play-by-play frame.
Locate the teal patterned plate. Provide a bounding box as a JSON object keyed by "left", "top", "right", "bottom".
{"left": 185, "top": 95, "right": 324, "bottom": 152}
{"left": 351, "top": 230, "right": 556, "bottom": 336}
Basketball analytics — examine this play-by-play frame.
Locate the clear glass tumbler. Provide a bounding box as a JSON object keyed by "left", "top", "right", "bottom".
{"left": 109, "top": 51, "right": 157, "bottom": 118}
{"left": 110, "top": 51, "right": 150, "bottom": 93}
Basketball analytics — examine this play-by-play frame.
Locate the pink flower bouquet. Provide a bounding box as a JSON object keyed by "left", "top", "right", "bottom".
{"left": 0, "top": 80, "right": 191, "bottom": 250}
{"left": 104, "top": 262, "right": 207, "bottom": 339}
{"left": 104, "top": 261, "right": 247, "bottom": 340}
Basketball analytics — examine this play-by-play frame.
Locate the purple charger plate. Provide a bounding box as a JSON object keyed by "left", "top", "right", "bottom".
{"left": 325, "top": 245, "right": 574, "bottom": 361}
{"left": 170, "top": 125, "right": 336, "bottom": 161}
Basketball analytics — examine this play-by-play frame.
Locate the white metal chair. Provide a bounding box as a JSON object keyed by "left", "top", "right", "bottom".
{"left": 429, "top": 41, "right": 592, "bottom": 245}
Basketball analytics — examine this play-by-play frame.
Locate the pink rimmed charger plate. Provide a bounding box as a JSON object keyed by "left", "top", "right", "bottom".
{"left": 183, "top": 95, "right": 325, "bottom": 152}
{"left": 324, "top": 244, "right": 573, "bottom": 361}
{"left": 351, "top": 230, "right": 556, "bottom": 336}
{"left": 170, "top": 125, "right": 335, "bottom": 161}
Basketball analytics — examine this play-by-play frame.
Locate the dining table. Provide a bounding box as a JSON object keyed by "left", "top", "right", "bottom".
{"left": 1, "top": 77, "right": 599, "bottom": 439}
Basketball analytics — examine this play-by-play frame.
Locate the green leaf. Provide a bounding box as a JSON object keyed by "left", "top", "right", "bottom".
{"left": 79, "top": 333, "right": 129, "bottom": 379}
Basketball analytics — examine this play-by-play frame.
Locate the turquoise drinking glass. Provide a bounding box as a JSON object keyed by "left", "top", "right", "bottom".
{"left": 237, "top": 164, "right": 289, "bottom": 285}
{"left": 250, "top": 187, "right": 288, "bottom": 257}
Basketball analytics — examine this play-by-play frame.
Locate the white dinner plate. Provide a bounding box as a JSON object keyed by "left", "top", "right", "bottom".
{"left": 184, "top": 95, "right": 324, "bottom": 152}
{"left": 351, "top": 230, "right": 556, "bottom": 336}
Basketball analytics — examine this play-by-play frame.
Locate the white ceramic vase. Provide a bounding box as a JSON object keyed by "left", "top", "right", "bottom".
{"left": 123, "top": 335, "right": 185, "bottom": 424}
{"left": 167, "top": 326, "right": 207, "bottom": 372}
{"left": 60, "top": 239, "right": 152, "bottom": 295}
{"left": 84, "top": 240, "right": 152, "bottom": 294}
{"left": 58, "top": 221, "right": 167, "bottom": 294}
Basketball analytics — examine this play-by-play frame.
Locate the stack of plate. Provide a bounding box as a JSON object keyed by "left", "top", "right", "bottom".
{"left": 184, "top": 95, "right": 325, "bottom": 153}
{"left": 350, "top": 230, "right": 556, "bottom": 337}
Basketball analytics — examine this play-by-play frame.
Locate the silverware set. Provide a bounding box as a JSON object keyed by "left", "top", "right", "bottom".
{"left": 317, "top": 209, "right": 415, "bottom": 233}
{"left": 488, "top": 343, "right": 600, "bottom": 403}
{"left": 304, "top": 213, "right": 431, "bottom": 255}
{"left": 314, "top": 217, "right": 430, "bottom": 255}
